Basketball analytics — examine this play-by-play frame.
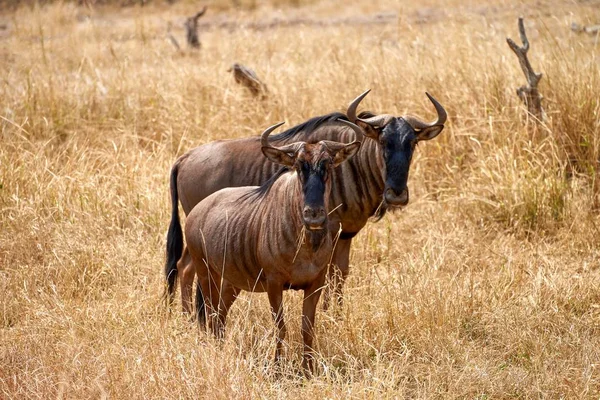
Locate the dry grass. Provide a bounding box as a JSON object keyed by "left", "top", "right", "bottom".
{"left": 2, "top": 0, "right": 600, "bottom": 397}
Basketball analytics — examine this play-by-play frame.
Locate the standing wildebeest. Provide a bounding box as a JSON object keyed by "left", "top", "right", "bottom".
{"left": 184, "top": 122, "right": 361, "bottom": 371}
{"left": 165, "top": 90, "right": 447, "bottom": 313}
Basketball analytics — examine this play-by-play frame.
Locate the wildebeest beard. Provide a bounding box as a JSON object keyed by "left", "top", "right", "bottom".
{"left": 306, "top": 228, "right": 329, "bottom": 253}
{"left": 371, "top": 200, "right": 389, "bottom": 222}
{"left": 373, "top": 198, "right": 409, "bottom": 221}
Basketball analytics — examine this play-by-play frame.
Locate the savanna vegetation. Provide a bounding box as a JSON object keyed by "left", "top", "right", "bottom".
{"left": 1, "top": 0, "right": 599, "bottom": 397}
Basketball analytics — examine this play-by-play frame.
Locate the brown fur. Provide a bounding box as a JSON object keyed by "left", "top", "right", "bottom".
{"left": 167, "top": 96, "right": 446, "bottom": 313}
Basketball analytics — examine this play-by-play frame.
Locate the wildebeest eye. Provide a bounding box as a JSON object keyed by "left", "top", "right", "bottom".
{"left": 299, "top": 162, "right": 310, "bottom": 176}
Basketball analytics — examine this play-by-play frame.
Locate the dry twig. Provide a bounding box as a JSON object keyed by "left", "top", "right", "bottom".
{"left": 506, "top": 17, "right": 544, "bottom": 121}
{"left": 571, "top": 22, "right": 600, "bottom": 35}
{"left": 166, "top": 21, "right": 181, "bottom": 51}
{"left": 228, "top": 63, "right": 268, "bottom": 97}
{"left": 185, "top": 7, "right": 207, "bottom": 49}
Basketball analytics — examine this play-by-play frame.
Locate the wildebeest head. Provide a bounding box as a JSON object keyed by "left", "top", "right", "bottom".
{"left": 261, "top": 122, "right": 361, "bottom": 230}
{"left": 347, "top": 90, "right": 447, "bottom": 209}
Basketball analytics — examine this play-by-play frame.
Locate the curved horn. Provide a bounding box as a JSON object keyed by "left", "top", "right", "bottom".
{"left": 403, "top": 92, "right": 447, "bottom": 130}
{"left": 260, "top": 122, "right": 286, "bottom": 148}
{"left": 336, "top": 118, "right": 365, "bottom": 137}
{"left": 346, "top": 89, "right": 371, "bottom": 123}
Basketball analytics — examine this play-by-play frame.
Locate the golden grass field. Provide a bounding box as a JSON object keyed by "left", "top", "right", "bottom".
{"left": 1, "top": 0, "right": 600, "bottom": 397}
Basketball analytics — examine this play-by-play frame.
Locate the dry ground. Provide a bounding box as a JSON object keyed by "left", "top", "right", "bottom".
{"left": 1, "top": 0, "right": 600, "bottom": 398}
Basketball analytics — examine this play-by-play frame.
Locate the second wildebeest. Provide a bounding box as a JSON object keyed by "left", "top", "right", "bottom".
{"left": 165, "top": 90, "right": 447, "bottom": 313}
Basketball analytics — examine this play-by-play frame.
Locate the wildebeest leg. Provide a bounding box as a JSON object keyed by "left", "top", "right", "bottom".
{"left": 195, "top": 262, "right": 212, "bottom": 331}
{"left": 214, "top": 281, "right": 241, "bottom": 339}
{"left": 322, "top": 238, "right": 352, "bottom": 310}
{"left": 267, "top": 281, "right": 286, "bottom": 364}
{"left": 198, "top": 270, "right": 226, "bottom": 338}
{"left": 177, "top": 247, "right": 195, "bottom": 316}
{"left": 198, "top": 270, "right": 239, "bottom": 340}
{"left": 301, "top": 277, "right": 325, "bottom": 373}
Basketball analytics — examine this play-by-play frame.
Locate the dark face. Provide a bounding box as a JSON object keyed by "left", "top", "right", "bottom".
{"left": 378, "top": 118, "right": 418, "bottom": 208}
{"left": 349, "top": 92, "right": 445, "bottom": 212}
{"left": 262, "top": 135, "right": 360, "bottom": 230}
{"left": 294, "top": 144, "right": 334, "bottom": 230}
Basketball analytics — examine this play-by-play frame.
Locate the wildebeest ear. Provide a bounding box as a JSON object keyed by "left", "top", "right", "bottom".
{"left": 416, "top": 125, "right": 444, "bottom": 141}
{"left": 355, "top": 114, "right": 394, "bottom": 140}
{"left": 332, "top": 141, "right": 361, "bottom": 167}
{"left": 262, "top": 147, "right": 296, "bottom": 167}
{"left": 355, "top": 121, "right": 381, "bottom": 140}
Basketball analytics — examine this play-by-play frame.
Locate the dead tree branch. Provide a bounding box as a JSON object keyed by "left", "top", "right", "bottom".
{"left": 571, "top": 22, "right": 600, "bottom": 35}
{"left": 166, "top": 22, "right": 181, "bottom": 51}
{"left": 506, "top": 17, "right": 544, "bottom": 121}
{"left": 228, "top": 63, "right": 268, "bottom": 98}
{"left": 185, "top": 7, "right": 207, "bottom": 49}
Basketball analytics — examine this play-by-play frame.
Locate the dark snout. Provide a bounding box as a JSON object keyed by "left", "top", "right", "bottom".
{"left": 303, "top": 206, "right": 327, "bottom": 230}
{"left": 384, "top": 187, "right": 409, "bottom": 207}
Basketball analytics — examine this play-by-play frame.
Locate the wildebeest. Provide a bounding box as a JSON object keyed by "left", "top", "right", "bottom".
{"left": 184, "top": 121, "right": 361, "bottom": 371}
{"left": 165, "top": 90, "right": 447, "bottom": 313}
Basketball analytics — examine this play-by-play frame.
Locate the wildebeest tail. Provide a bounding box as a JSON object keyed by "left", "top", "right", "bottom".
{"left": 164, "top": 161, "right": 183, "bottom": 307}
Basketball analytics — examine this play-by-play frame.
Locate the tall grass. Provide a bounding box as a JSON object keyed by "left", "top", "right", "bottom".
{"left": 1, "top": 0, "right": 600, "bottom": 397}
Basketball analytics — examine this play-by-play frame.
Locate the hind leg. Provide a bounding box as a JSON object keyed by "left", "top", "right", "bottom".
{"left": 212, "top": 279, "right": 241, "bottom": 339}
{"left": 178, "top": 246, "right": 196, "bottom": 316}
{"left": 196, "top": 264, "right": 240, "bottom": 338}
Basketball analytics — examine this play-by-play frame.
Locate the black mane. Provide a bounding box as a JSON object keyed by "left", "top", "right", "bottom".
{"left": 269, "top": 112, "right": 348, "bottom": 143}
{"left": 242, "top": 110, "right": 378, "bottom": 203}
{"left": 268, "top": 110, "right": 377, "bottom": 144}
{"left": 239, "top": 167, "right": 290, "bottom": 202}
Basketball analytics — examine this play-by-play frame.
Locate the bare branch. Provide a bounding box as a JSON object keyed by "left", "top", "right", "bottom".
{"left": 586, "top": 24, "right": 600, "bottom": 34}
{"left": 185, "top": 6, "right": 207, "bottom": 49}
{"left": 194, "top": 7, "right": 207, "bottom": 21}
{"left": 166, "top": 22, "right": 181, "bottom": 51}
{"left": 167, "top": 33, "right": 181, "bottom": 51}
{"left": 571, "top": 22, "right": 600, "bottom": 35}
{"left": 506, "top": 17, "right": 544, "bottom": 121}
{"left": 571, "top": 22, "right": 584, "bottom": 33}
{"left": 228, "top": 63, "right": 268, "bottom": 98}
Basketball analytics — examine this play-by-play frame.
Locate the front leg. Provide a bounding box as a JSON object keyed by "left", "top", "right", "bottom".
{"left": 302, "top": 277, "right": 325, "bottom": 373}
{"left": 267, "top": 281, "right": 286, "bottom": 364}
{"left": 323, "top": 237, "right": 352, "bottom": 310}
